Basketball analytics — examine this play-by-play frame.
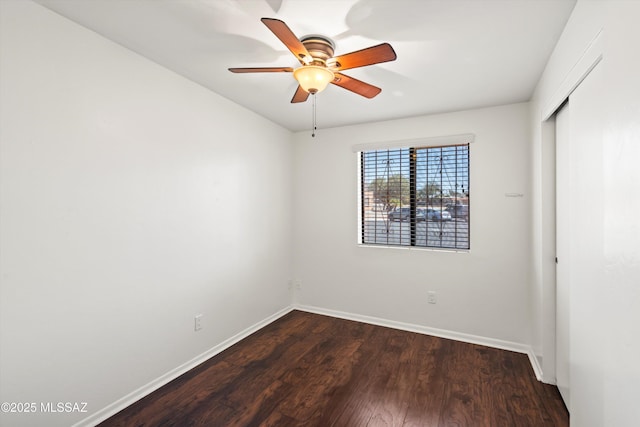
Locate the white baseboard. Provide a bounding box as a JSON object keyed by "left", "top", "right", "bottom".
{"left": 527, "top": 352, "right": 545, "bottom": 382}
{"left": 74, "top": 305, "right": 295, "bottom": 427}
{"left": 295, "top": 304, "right": 543, "bottom": 381}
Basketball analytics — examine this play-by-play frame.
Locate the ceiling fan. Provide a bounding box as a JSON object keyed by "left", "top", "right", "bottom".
{"left": 229, "top": 18, "right": 397, "bottom": 103}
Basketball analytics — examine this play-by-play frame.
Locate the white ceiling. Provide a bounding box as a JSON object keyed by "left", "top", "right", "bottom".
{"left": 35, "top": 0, "right": 576, "bottom": 132}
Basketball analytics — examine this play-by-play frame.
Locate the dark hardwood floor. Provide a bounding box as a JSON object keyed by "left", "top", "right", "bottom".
{"left": 99, "top": 310, "right": 568, "bottom": 426}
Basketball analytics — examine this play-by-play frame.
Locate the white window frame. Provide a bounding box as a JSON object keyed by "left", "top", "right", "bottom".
{"left": 355, "top": 134, "right": 473, "bottom": 251}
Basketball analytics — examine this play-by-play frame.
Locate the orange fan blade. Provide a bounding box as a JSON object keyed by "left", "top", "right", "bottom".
{"left": 291, "top": 85, "right": 310, "bottom": 103}
{"left": 228, "top": 67, "right": 293, "bottom": 73}
{"left": 331, "top": 72, "right": 382, "bottom": 98}
{"left": 261, "top": 18, "right": 312, "bottom": 64}
{"left": 331, "top": 43, "right": 397, "bottom": 71}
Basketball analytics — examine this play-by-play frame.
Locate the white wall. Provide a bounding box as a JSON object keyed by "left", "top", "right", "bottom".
{"left": 601, "top": 4, "right": 640, "bottom": 425}
{"left": 530, "top": 1, "right": 640, "bottom": 425}
{"left": 0, "top": 2, "right": 293, "bottom": 426}
{"left": 292, "top": 103, "right": 532, "bottom": 346}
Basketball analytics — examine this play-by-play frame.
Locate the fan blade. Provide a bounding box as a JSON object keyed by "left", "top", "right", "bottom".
{"left": 261, "top": 18, "right": 312, "bottom": 64}
{"left": 291, "top": 86, "right": 310, "bottom": 103}
{"left": 228, "top": 67, "right": 293, "bottom": 73}
{"left": 331, "top": 43, "right": 397, "bottom": 71}
{"left": 331, "top": 72, "right": 382, "bottom": 99}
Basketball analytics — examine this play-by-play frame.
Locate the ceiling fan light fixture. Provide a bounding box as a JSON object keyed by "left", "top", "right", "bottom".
{"left": 293, "top": 65, "right": 335, "bottom": 94}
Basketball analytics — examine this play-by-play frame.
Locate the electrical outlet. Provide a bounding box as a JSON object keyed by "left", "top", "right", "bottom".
{"left": 427, "top": 291, "right": 437, "bottom": 304}
{"left": 294, "top": 280, "right": 302, "bottom": 290}
{"left": 194, "top": 314, "right": 203, "bottom": 331}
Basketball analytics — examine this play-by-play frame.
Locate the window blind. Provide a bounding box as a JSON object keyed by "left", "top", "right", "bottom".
{"left": 360, "top": 143, "right": 470, "bottom": 250}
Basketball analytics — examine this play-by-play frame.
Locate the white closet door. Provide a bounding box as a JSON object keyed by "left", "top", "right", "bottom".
{"left": 555, "top": 101, "right": 570, "bottom": 409}
{"left": 567, "top": 62, "right": 605, "bottom": 427}
{"left": 555, "top": 61, "right": 604, "bottom": 422}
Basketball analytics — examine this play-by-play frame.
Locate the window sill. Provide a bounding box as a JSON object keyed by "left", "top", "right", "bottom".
{"left": 358, "top": 244, "right": 470, "bottom": 254}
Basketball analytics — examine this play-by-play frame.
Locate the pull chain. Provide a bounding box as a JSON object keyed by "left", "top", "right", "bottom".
{"left": 311, "top": 93, "right": 317, "bottom": 138}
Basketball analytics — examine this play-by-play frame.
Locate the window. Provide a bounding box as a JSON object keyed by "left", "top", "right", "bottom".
{"left": 359, "top": 143, "right": 470, "bottom": 249}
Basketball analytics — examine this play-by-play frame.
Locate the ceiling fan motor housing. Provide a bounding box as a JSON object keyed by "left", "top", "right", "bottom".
{"left": 300, "top": 35, "right": 335, "bottom": 65}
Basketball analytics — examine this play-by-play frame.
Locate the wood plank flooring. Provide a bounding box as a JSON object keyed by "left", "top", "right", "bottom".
{"left": 99, "top": 310, "right": 568, "bottom": 426}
